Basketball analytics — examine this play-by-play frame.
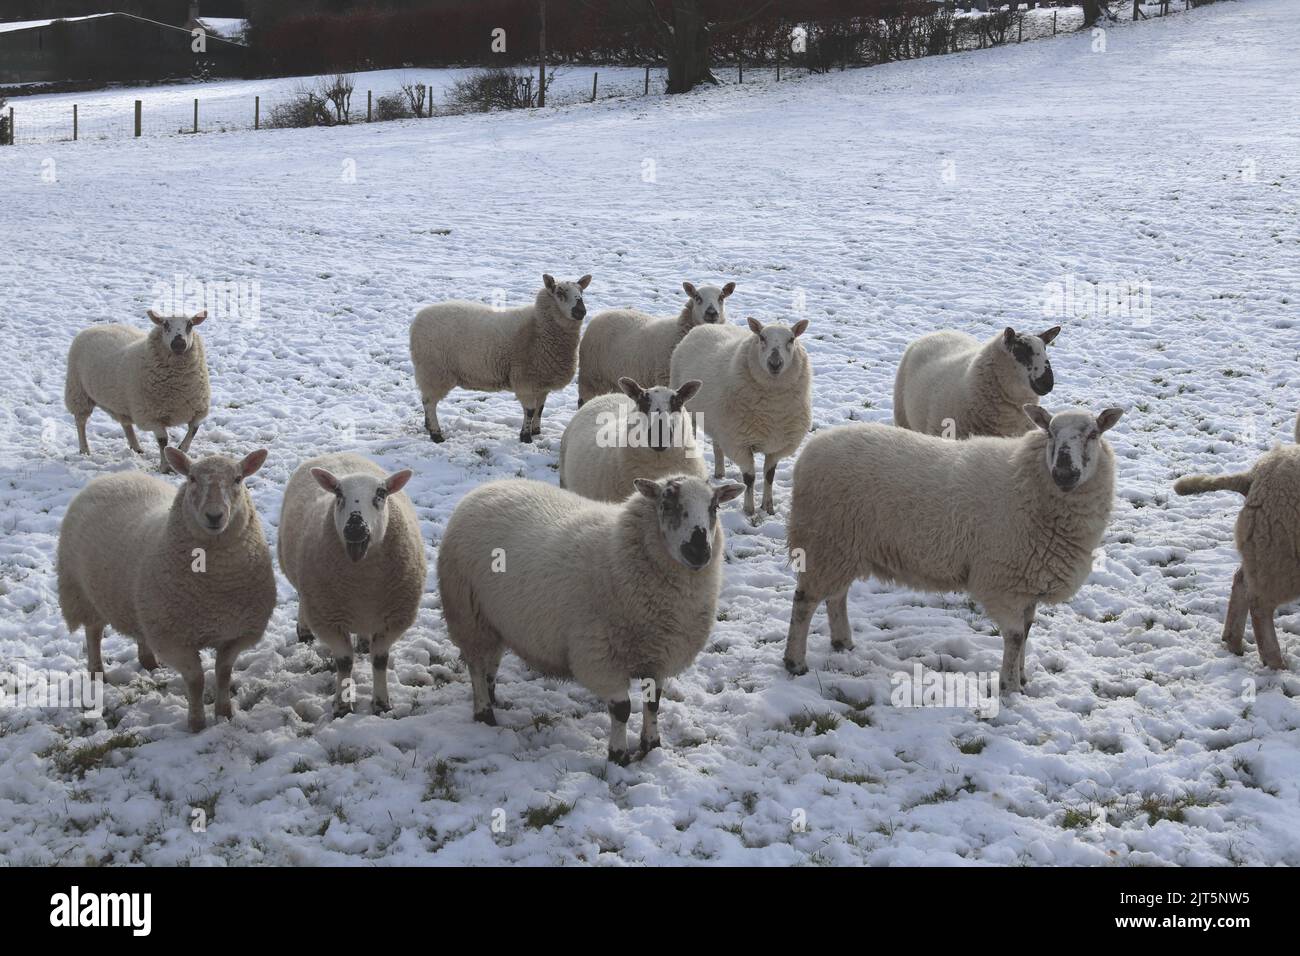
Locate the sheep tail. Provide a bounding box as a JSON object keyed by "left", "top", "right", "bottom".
{"left": 1173, "top": 472, "right": 1252, "bottom": 497}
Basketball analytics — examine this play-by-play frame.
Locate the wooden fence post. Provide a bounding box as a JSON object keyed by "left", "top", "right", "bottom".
{"left": 1052, "top": 10, "right": 1057, "bottom": 34}
{"left": 644, "top": 65, "right": 649, "bottom": 94}
{"left": 776, "top": 51, "right": 781, "bottom": 81}
{"left": 193, "top": 98, "right": 198, "bottom": 134}
{"left": 738, "top": 58, "right": 743, "bottom": 83}
{"left": 73, "top": 104, "right": 78, "bottom": 141}
{"left": 6, "top": 106, "right": 12, "bottom": 145}
{"left": 591, "top": 72, "right": 598, "bottom": 102}
{"left": 367, "top": 90, "right": 372, "bottom": 121}
{"left": 254, "top": 95, "right": 259, "bottom": 130}
{"left": 134, "top": 100, "right": 141, "bottom": 137}
{"left": 1018, "top": 14, "right": 1023, "bottom": 41}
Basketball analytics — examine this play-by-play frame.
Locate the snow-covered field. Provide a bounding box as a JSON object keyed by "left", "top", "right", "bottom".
{"left": 1, "top": 0, "right": 1297, "bottom": 866}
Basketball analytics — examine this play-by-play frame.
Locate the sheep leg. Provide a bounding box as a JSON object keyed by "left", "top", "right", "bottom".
{"left": 214, "top": 642, "right": 239, "bottom": 721}
{"left": 422, "top": 397, "right": 445, "bottom": 444}
{"left": 157, "top": 645, "right": 206, "bottom": 732}
{"left": 137, "top": 640, "right": 158, "bottom": 670}
{"left": 317, "top": 628, "right": 355, "bottom": 717}
{"left": 1222, "top": 566, "right": 1249, "bottom": 655}
{"left": 85, "top": 623, "right": 105, "bottom": 677}
{"left": 761, "top": 454, "right": 779, "bottom": 515}
{"left": 530, "top": 397, "right": 545, "bottom": 436}
{"left": 153, "top": 429, "right": 171, "bottom": 473}
{"left": 370, "top": 632, "right": 395, "bottom": 714}
{"left": 607, "top": 694, "right": 632, "bottom": 766}
{"left": 997, "top": 615, "right": 1027, "bottom": 696}
{"left": 734, "top": 448, "right": 757, "bottom": 516}
{"left": 712, "top": 438, "right": 725, "bottom": 479}
{"left": 516, "top": 394, "right": 538, "bottom": 443}
{"left": 75, "top": 415, "right": 91, "bottom": 455}
{"left": 468, "top": 661, "right": 496, "bottom": 725}
{"left": 177, "top": 419, "right": 200, "bottom": 454}
{"left": 784, "top": 577, "right": 821, "bottom": 675}
{"left": 295, "top": 618, "right": 314, "bottom": 643}
{"left": 640, "top": 680, "right": 663, "bottom": 755}
{"left": 1019, "top": 602, "right": 1037, "bottom": 687}
{"left": 1249, "top": 599, "right": 1286, "bottom": 670}
{"left": 827, "top": 587, "right": 853, "bottom": 652}
{"left": 121, "top": 422, "right": 143, "bottom": 454}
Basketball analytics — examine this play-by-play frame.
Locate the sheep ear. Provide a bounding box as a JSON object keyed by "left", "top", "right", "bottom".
{"left": 542, "top": 274, "right": 556, "bottom": 292}
{"left": 618, "top": 377, "right": 644, "bottom": 400}
{"left": 384, "top": 469, "right": 413, "bottom": 494}
{"left": 1096, "top": 407, "right": 1124, "bottom": 433}
{"left": 746, "top": 317, "right": 764, "bottom": 336}
{"left": 682, "top": 281, "right": 698, "bottom": 299}
{"left": 674, "top": 380, "right": 702, "bottom": 405}
{"left": 310, "top": 468, "right": 340, "bottom": 494}
{"left": 164, "top": 446, "right": 191, "bottom": 476}
{"left": 577, "top": 274, "right": 592, "bottom": 289}
{"left": 714, "top": 483, "right": 745, "bottom": 505}
{"left": 240, "top": 449, "right": 269, "bottom": 478}
{"left": 791, "top": 319, "right": 809, "bottom": 337}
{"left": 1038, "top": 325, "right": 1060, "bottom": 345}
{"left": 1022, "top": 404, "right": 1052, "bottom": 432}
{"left": 147, "top": 310, "right": 165, "bottom": 326}
{"left": 191, "top": 310, "right": 208, "bottom": 326}
{"left": 633, "top": 478, "right": 660, "bottom": 501}
{"left": 1002, "top": 328, "right": 1017, "bottom": 348}
{"left": 721, "top": 281, "right": 736, "bottom": 298}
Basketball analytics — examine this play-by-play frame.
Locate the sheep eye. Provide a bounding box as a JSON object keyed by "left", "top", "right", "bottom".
{"left": 233, "top": 476, "right": 242, "bottom": 485}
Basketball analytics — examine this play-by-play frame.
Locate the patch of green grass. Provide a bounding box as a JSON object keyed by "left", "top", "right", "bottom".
{"left": 50, "top": 733, "right": 139, "bottom": 779}
{"left": 957, "top": 737, "right": 987, "bottom": 755}
{"left": 290, "top": 758, "right": 314, "bottom": 774}
{"left": 423, "top": 759, "right": 458, "bottom": 802}
{"left": 1139, "top": 793, "right": 1212, "bottom": 825}
{"left": 325, "top": 744, "right": 372, "bottom": 765}
{"left": 1061, "top": 806, "right": 1096, "bottom": 830}
{"left": 788, "top": 709, "right": 841, "bottom": 736}
{"left": 524, "top": 800, "right": 574, "bottom": 829}
{"left": 915, "top": 777, "right": 977, "bottom": 807}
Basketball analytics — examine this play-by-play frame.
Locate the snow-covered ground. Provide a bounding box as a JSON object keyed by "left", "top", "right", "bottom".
{"left": 1, "top": 0, "right": 1297, "bottom": 866}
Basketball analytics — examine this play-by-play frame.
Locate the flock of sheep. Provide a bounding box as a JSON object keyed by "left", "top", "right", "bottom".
{"left": 55, "top": 277, "right": 1300, "bottom": 764}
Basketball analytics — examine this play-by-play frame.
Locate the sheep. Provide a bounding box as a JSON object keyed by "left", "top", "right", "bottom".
{"left": 410, "top": 274, "right": 592, "bottom": 444}
{"left": 558, "top": 377, "right": 706, "bottom": 502}
{"left": 1173, "top": 445, "right": 1300, "bottom": 670}
{"left": 437, "top": 474, "right": 744, "bottom": 763}
{"left": 670, "top": 316, "right": 812, "bottom": 516}
{"left": 783, "top": 404, "right": 1123, "bottom": 692}
{"left": 576, "top": 281, "right": 735, "bottom": 406}
{"left": 893, "top": 326, "right": 1061, "bottom": 439}
{"left": 56, "top": 447, "right": 275, "bottom": 731}
{"left": 64, "top": 310, "right": 212, "bottom": 472}
{"left": 278, "top": 453, "right": 425, "bottom": 715}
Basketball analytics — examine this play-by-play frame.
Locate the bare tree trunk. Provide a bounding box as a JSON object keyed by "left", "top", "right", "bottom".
{"left": 1083, "top": 0, "right": 1108, "bottom": 25}
{"left": 538, "top": 0, "right": 547, "bottom": 108}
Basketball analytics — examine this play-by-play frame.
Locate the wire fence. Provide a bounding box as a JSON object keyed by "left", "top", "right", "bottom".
{"left": 0, "top": 2, "right": 1196, "bottom": 148}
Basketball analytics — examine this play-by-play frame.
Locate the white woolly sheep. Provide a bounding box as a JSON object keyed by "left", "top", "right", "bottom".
{"left": 65, "top": 310, "right": 212, "bottom": 472}
{"left": 559, "top": 377, "right": 706, "bottom": 502}
{"left": 1173, "top": 445, "right": 1300, "bottom": 669}
{"left": 670, "top": 316, "right": 812, "bottom": 516}
{"left": 577, "top": 281, "right": 735, "bottom": 405}
{"left": 410, "top": 274, "right": 591, "bottom": 444}
{"left": 893, "top": 326, "right": 1061, "bottom": 438}
{"left": 784, "top": 405, "right": 1123, "bottom": 691}
{"left": 438, "top": 474, "right": 744, "bottom": 763}
{"left": 278, "top": 452, "right": 425, "bottom": 714}
{"left": 57, "top": 447, "right": 275, "bottom": 731}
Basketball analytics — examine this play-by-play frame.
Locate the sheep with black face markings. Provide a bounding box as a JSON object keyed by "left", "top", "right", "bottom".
{"left": 64, "top": 310, "right": 211, "bottom": 472}
{"left": 670, "top": 316, "right": 812, "bottom": 516}
{"left": 278, "top": 452, "right": 425, "bottom": 715}
{"left": 894, "top": 326, "right": 1061, "bottom": 439}
{"left": 410, "top": 274, "right": 591, "bottom": 444}
{"left": 559, "top": 377, "right": 706, "bottom": 502}
{"left": 577, "top": 281, "right": 734, "bottom": 406}
{"left": 437, "top": 474, "right": 744, "bottom": 764}
{"left": 784, "top": 404, "right": 1123, "bottom": 692}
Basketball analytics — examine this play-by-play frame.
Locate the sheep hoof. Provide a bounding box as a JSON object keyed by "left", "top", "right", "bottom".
{"left": 295, "top": 622, "right": 314, "bottom": 643}
{"left": 519, "top": 430, "right": 533, "bottom": 444}
{"left": 333, "top": 701, "right": 354, "bottom": 718}
{"left": 474, "top": 707, "right": 497, "bottom": 726}
{"left": 640, "top": 736, "right": 661, "bottom": 756}
{"left": 783, "top": 657, "right": 808, "bottom": 676}
{"left": 372, "top": 699, "right": 392, "bottom": 715}
{"left": 427, "top": 430, "right": 445, "bottom": 444}
{"left": 831, "top": 639, "right": 854, "bottom": 652}
{"left": 188, "top": 714, "right": 207, "bottom": 733}
{"left": 608, "top": 748, "right": 630, "bottom": 767}
{"left": 763, "top": 503, "right": 776, "bottom": 515}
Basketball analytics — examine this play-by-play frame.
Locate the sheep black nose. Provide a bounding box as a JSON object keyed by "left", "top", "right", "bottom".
{"left": 572, "top": 302, "right": 586, "bottom": 320}
{"left": 680, "top": 528, "right": 710, "bottom": 568}
{"left": 767, "top": 355, "right": 783, "bottom": 374}
{"left": 705, "top": 307, "right": 718, "bottom": 320}
{"left": 171, "top": 336, "right": 187, "bottom": 353}
{"left": 1032, "top": 365, "right": 1054, "bottom": 396}
{"left": 344, "top": 514, "right": 368, "bottom": 542}
{"left": 205, "top": 512, "right": 223, "bottom": 527}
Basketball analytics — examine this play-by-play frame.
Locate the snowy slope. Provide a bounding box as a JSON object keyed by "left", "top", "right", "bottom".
{"left": 0, "top": 0, "right": 1298, "bottom": 866}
